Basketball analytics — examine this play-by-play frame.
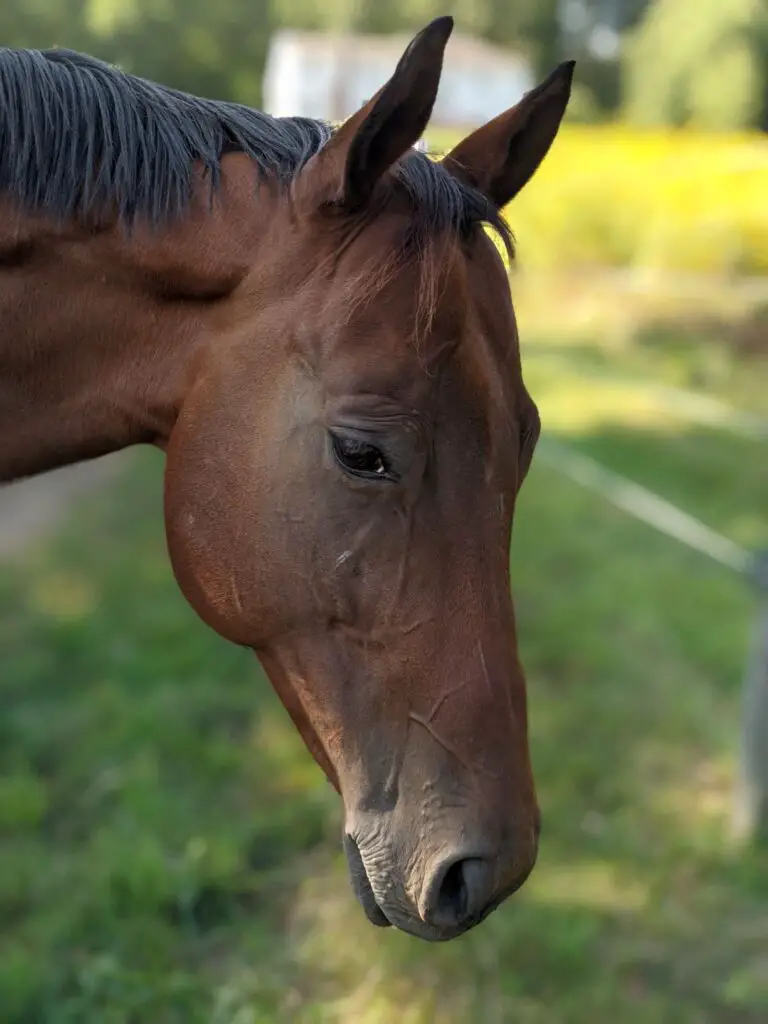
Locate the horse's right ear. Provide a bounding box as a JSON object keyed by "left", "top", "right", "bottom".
{"left": 297, "top": 17, "right": 453, "bottom": 211}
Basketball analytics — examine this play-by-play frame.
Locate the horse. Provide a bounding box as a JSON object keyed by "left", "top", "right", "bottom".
{"left": 0, "top": 18, "right": 573, "bottom": 942}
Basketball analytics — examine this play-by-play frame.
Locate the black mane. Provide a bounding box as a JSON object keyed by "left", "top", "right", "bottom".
{"left": 0, "top": 46, "right": 512, "bottom": 253}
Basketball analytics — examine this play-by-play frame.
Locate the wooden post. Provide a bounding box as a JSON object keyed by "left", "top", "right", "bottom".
{"left": 734, "top": 549, "right": 768, "bottom": 844}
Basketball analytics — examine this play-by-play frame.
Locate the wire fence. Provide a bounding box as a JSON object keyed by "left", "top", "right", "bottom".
{"left": 536, "top": 384, "right": 768, "bottom": 844}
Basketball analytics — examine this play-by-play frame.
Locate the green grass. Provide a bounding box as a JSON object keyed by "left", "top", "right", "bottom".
{"left": 1, "top": 319, "right": 767, "bottom": 1021}
{"left": 523, "top": 365, "right": 768, "bottom": 551}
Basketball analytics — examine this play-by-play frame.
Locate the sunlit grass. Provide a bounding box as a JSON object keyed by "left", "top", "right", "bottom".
{"left": 532, "top": 377, "right": 682, "bottom": 432}
{"left": 525, "top": 859, "right": 650, "bottom": 913}
{"left": 27, "top": 569, "right": 99, "bottom": 621}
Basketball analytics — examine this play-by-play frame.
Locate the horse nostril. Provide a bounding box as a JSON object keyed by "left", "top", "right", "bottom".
{"left": 423, "top": 856, "right": 494, "bottom": 930}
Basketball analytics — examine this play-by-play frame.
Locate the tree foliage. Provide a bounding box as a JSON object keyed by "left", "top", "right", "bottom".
{"left": 0, "top": 0, "right": 766, "bottom": 129}
{"left": 0, "top": 0, "right": 560, "bottom": 106}
{"left": 624, "top": 0, "right": 768, "bottom": 130}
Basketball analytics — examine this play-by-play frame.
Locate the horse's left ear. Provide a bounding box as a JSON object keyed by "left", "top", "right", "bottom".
{"left": 299, "top": 16, "right": 453, "bottom": 211}
{"left": 443, "top": 61, "right": 575, "bottom": 209}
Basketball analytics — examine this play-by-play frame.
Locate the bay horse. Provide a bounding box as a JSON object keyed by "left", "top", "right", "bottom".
{"left": 0, "top": 18, "right": 573, "bottom": 941}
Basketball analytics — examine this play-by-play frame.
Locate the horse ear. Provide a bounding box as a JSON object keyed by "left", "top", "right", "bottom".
{"left": 303, "top": 17, "right": 453, "bottom": 210}
{"left": 442, "top": 61, "right": 575, "bottom": 209}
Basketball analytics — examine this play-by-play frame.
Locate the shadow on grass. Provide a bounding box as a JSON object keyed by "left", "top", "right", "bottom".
{"left": 0, "top": 427, "right": 766, "bottom": 1022}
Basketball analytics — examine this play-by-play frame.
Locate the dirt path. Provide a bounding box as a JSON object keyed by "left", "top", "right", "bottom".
{"left": 0, "top": 453, "right": 130, "bottom": 558}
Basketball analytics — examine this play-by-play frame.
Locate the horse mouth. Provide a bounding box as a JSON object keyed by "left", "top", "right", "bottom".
{"left": 342, "top": 833, "right": 391, "bottom": 928}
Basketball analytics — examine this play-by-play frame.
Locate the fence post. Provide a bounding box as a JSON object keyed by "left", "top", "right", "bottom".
{"left": 734, "top": 549, "right": 768, "bottom": 844}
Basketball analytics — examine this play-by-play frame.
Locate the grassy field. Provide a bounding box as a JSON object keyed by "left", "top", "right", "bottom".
{"left": 512, "top": 276, "right": 768, "bottom": 553}
{"left": 1, "top": 301, "right": 767, "bottom": 1022}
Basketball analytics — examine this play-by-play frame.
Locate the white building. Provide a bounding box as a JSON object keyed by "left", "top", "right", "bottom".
{"left": 263, "top": 30, "right": 534, "bottom": 129}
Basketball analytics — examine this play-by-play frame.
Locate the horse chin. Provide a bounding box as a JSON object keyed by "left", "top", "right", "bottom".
{"left": 342, "top": 834, "right": 392, "bottom": 928}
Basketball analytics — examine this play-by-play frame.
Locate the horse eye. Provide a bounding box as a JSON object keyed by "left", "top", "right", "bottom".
{"left": 331, "top": 434, "right": 393, "bottom": 480}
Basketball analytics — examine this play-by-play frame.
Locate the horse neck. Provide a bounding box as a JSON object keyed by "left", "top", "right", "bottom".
{"left": 0, "top": 157, "right": 267, "bottom": 484}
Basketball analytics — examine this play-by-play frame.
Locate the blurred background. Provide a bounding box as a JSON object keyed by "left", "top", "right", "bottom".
{"left": 1, "top": 2, "right": 767, "bottom": 1021}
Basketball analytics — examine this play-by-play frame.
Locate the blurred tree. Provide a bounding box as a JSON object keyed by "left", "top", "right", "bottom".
{"left": 0, "top": 0, "right": 581, "bottom": 113}
{"left": 349, "top": 0, "right": 408, "bottom": 34}
{"left": 558, "top": 0, "right": 650, "bottom": 117}
{"left": 483, "top": 0, "right": 560, "bottom": 79}
{"left": 85, "top": 0, "right": 272, "bottom": 104}
{"left": 2, "top": 0, "right": 271, "bottom": 105}
{"left": 623, "top": 0, "right": 768, "bottom": 130}
{"left": 0, "top": 0, "right": 92, "bottom": 50}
